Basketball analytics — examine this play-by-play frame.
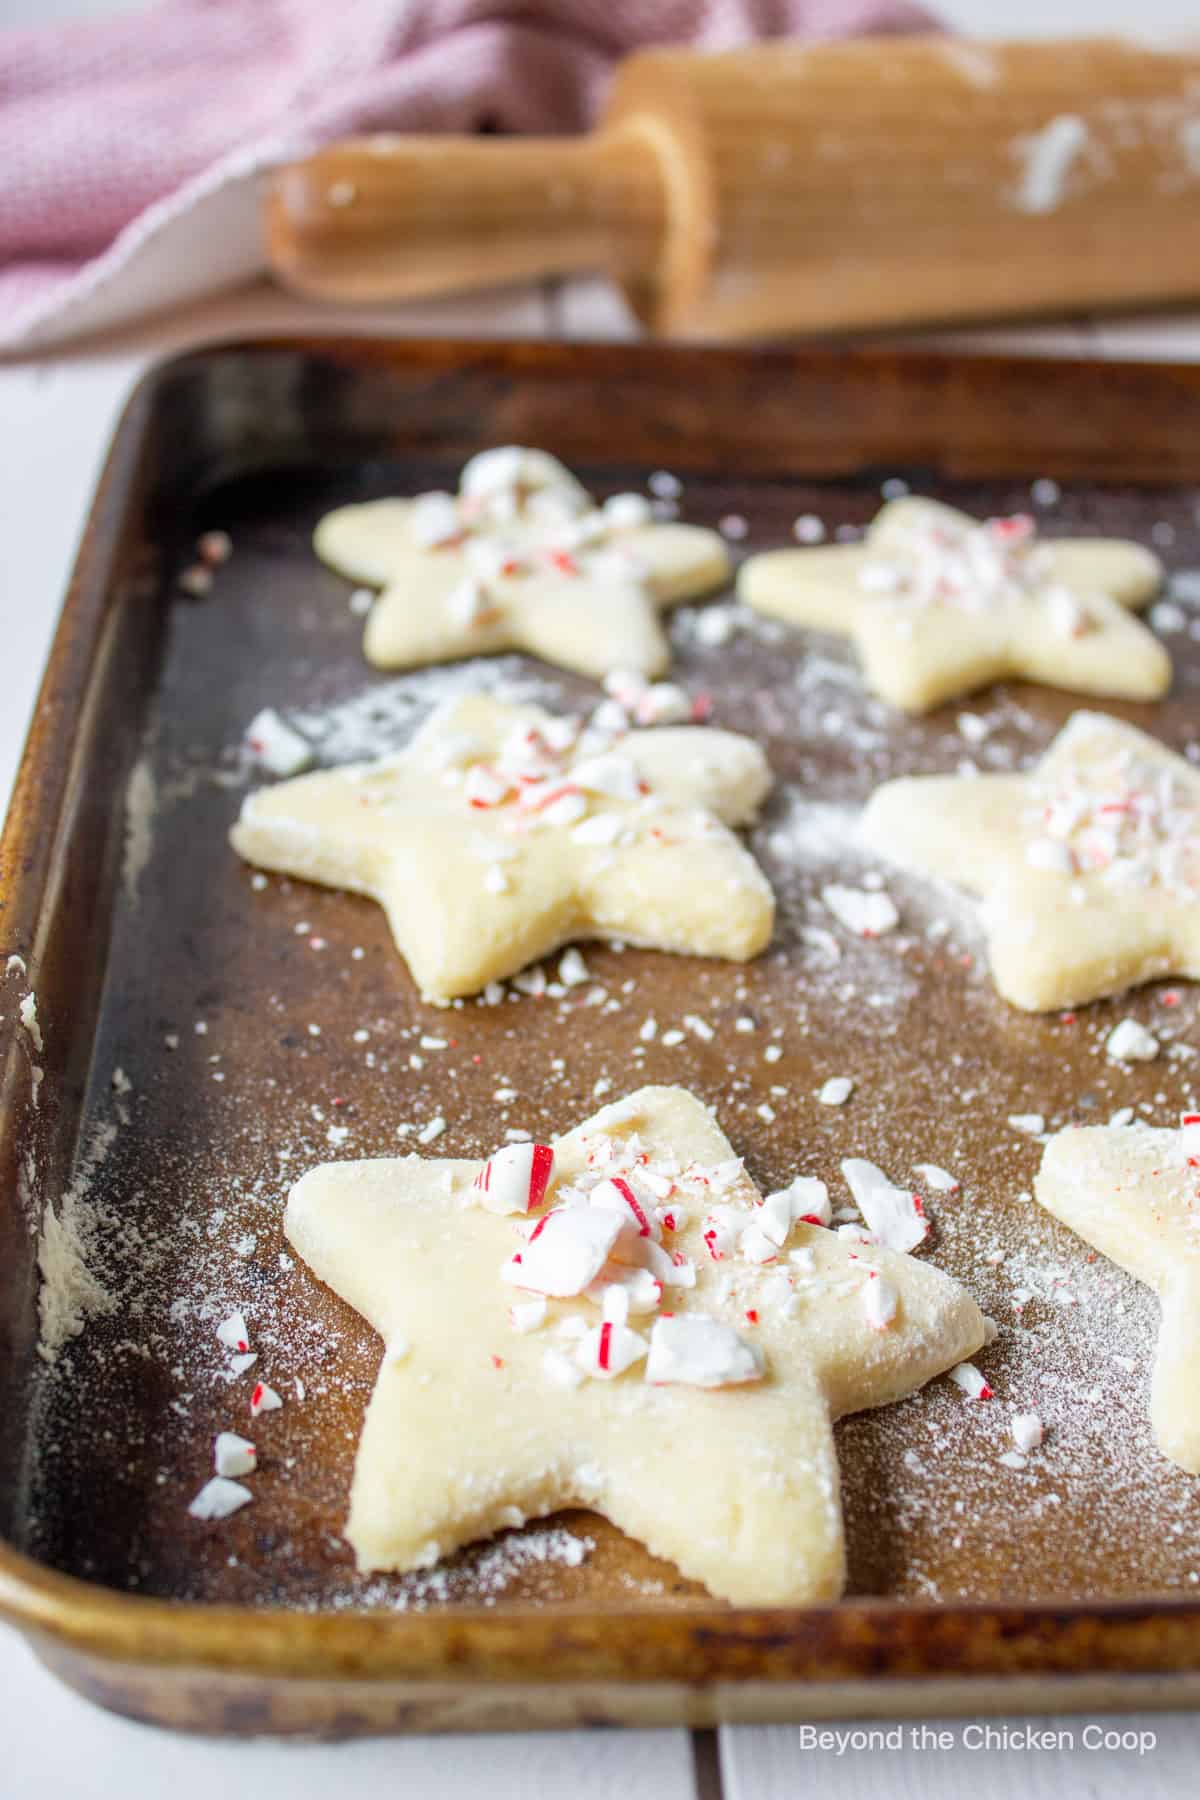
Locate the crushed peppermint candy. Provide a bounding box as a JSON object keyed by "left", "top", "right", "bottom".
{"left": 1022, "top": 730, "right": 1200, "bottom": 899}
{"left": 215, "top": 1312, "right": 250, "bottom": 1355}
{"left": 947, "top": 1361, "right": 993, "bottom": 1400}
{"left": 841, "top": 1159, "right": 928, "bottom": 1253}
{"left": 862, "top": 1271, "right": 899, "bottom": 1330}
{"left": 472, "top": 1141, "right": 555, "bottom": 1215}
{"left": 249, "top": 1382, "right": 283, "bottom": 1417}
{"left": 188, "top": 1476, "right": 253, "bottom": 1521}
{"left": 913, "top": 1162, "right": 959, "bottom": 1193}
{"left": 243, "top": 708, "right": 314, "bottom": 777}
{"left": 575, "top": 1320, "right": 649, "bottom": 1379}
{"left": 822, "top": 884, "right": 899, "bottom": 937}
{"left": 857, "top": 510, "right": 1096, "bottom": 636}
{"left": 213, "top": 1432, "right": 257, "bottom": 1478}
{"left": 818, "top": 1076, "right": 854, "bottom": 1106}
{"left": 1008, "top": 1113, "right": 1046, "bottom": 1138}
{"left": 1104, "top": 1018, "right": 1160, "bottom": 1062}
{"left": 503, "top": 1208, "right": 623, "bottom": 1297}
{"left": 645, "top": 1314, "right": 763, "bottom": 1387}
{"left": 1011, "top": 1412, "right": 1044, "bottom": 1453}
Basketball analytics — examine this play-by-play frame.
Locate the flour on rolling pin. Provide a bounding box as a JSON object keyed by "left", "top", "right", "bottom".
{"left": 1012, "top": 115, "right": 1099, "bottom": 214}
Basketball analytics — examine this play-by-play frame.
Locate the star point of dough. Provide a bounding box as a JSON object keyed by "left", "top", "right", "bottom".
{"left": 1036, "top": 1119, "right": 1200, "bottom": 1472}
{"left": 316, "top": 446, "right": 731, "bottom": 680}
{"left": 230, "top": 694, "right": 775, "bottom": 1002}
{"left": 739, "top": 497, "right": 1167, "bottom": 712}
{"left": 862, "top": 711, "right": 1200, "bottom": 1011}
{"left": 285, "top": 1085, "right": 986, "bottom": 1605}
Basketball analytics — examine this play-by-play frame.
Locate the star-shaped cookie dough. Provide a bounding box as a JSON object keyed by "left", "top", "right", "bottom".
{"left": 1037, "top": 1119, "right": 1200, "bottom": 1472}
{"left": 231, "top": 694, "right": 775, "bottom": 1003}
{"left": 316, "top": 445, "right": 730, "bottom": 679}
{"left": 285, "top": 1085, "right": 985, "bottom": 1605}
{"left": 862, "top": 711, "right": 1200, "bottom": 1011}
{"left": 739, "top": 497, "right": 1166, "bottom": 712}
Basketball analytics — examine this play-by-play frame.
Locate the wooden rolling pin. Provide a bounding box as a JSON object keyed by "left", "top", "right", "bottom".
{"left": 265, "top": 36, "right": 1200, "bottom": 340}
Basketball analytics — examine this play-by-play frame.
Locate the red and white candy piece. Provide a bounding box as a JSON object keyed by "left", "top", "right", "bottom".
{"left": 841, "top": 1158, "right": 928, "bottom": 1253}
{"left": 250, "top": 1381, "right": 283, "bottom": 1417}
{"left": 947, "top": 1361, "right": 993, "bottom": 1400}
{"left": 472, "top": 1142, "right": 555, "bottom": 1215}
{"left": 589, "top": 1175, "right": 660, "bottom": 1252}
{"left": 188, "top": 1476, "right": 252, "bottom": 1521}
{"left": 502, "top": 1207, "right": 622, "bottom": 1297}
{"left": 645, "top": 1315, "right": 764, "bottom": 1388}
{"left": 214, "top": 1432, "right": 257, "bottom": 1478}
{"left": 641, "top": 1239, "right": 696, "bottom": 1288}
{"left": 1180, "top": 1113, "right": 1200, "bottom": 1163}
{"left": 586, "top": 1263, "right": 663, "bottom": 1315}
{"left": 464, "top": 764, "right": 510, "bottom": 808}
{"left": 759, "top": 1176, "right": 831, "bottom": 1242}
{"left": 244, "top": 708, "right": 313, "bottom": 778}
{"left": 215, "top": 1311, "right": 250, "bottom": 1354}
{"left": 571, "top": 752, "right": 644, "bottom": 802}
{"left": 822, "top": 884, "right": 899, "bottom": 937}
{"left": 913, "top": 1162, "right": 959, "bottom": 1193}
{"left": 862, "top": 1271, "right": 899, "bottom": 1331}
{"left": 574, "top": 1320, "right": 649, "bottom": 1380}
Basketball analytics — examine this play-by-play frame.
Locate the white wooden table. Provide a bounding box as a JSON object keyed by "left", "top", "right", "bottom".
{"left": 4, "top": 2, "right": 1200, "bottom": 1795}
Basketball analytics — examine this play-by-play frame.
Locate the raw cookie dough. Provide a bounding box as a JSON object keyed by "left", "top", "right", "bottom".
{"left": 862, "top": 711, "right": 1200, "bottom": 1011}
{"left": 285, "top": 1085, "right": 986, "bottom": 1605}
{"left": 1036, "top": 1119, "right": 1200, "bottom": 1473}
{"left": 230, "top": 694, "right": 775, "bottom": 1003}
{"left": 316, "top": 445, "right": 731, "bottom": 680}
{"left": 739, "top": 497, "right": 1166, "bottom": 712}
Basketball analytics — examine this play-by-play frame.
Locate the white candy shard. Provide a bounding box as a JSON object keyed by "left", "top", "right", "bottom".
{"left": 214, "top": 1432, "right": 257, "bottom": 1478}
{"left": 409, "top": 490, "right": 462, "bottom": 547}
{"left": 188, "top": 1476, "right": 253, "bottom": 1521}
{"left": 818, "top": 1076, "right": 854, "bottom": 1106}
{"left": 645, "top": 1315, "right": 764, "bottom": 1388}
{"left": 589, "top": 1263, "right": 663, "bottom": 1314}
{"left": 603, "top": 492, "right": 654, "bottom": 529}
{"left": 840, "top": 1158, "right": 929, "bottom": 1253}
{"left": 542, "top": 1346, "right": 585, "bottom": 1389}
{"left": 822, "top": 884, "right": 899, "bottom": 937}
{"left": 575, "top": 1320, "right": 649, "bottom": 1379}
{"left": 913, "top": 1162, "right": 959, "bottom": 1193}
{"left": 862, "top": 1273, "right": 899, "bottom": 1331}
{"left": 947, "top": 1360, "right": 993, "bottom": 1399}
{"left": 1011, "top": 1412, "right": 1044, "bottom": 1452}
{"left": 229, "top": 1351, "right": 257, "bottom": 1376}
{"left": 216, "top": 1311, "right": 250, "bottom": 1354}
{"left": 472, "top": 1141, "right": 555, "bottom": 1215}
{"left": 1008, "top": 1113, "right": 1045, "bottom": 1137}
{"left": 503, "top": 1208, "right": 622, "bottom": 1297}
{"left": 509, "top": 1297, "right": 548, "bottom": 1334}
{"left": 250, "top": 1381, "right": 283, "bottom": 1416}
{"left": 558, "top": 947, "right": 590, "bottom": 987}
{"left": 244, "top": 708, "right": 313, "bottom": 777}
{"left": 1046, "top": 584, "right": 1094, "bottom": 639}
{"left": 1104, "top": 1018, "right": 1160, "bottom": 1063}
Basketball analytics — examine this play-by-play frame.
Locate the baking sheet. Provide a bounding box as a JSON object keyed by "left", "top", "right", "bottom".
{"left": 5, "top": 342, "right": 1200, "bottom": 1723}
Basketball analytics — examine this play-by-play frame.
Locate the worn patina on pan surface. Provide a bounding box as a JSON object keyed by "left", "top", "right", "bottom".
{"left": 4, "top": 340, "right": 1200, "bottom": 1734}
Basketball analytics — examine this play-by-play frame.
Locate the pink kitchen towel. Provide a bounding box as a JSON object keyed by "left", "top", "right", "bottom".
{"left": 0, "top": 0, "right": 935, "bottom": 350}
